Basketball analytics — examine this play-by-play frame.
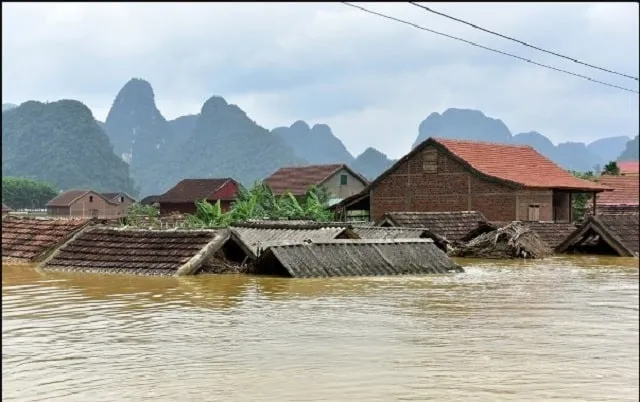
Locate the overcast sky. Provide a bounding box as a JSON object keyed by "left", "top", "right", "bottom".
{"left": 2, "top": 2, "right": 639, "bottom": 159}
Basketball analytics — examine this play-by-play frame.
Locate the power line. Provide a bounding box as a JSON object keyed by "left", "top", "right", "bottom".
{"left": 342, "top": 2, "right": 640, "bottom": 94}
{"left": 408, "top": 1, "right": 639, "bottom": 81}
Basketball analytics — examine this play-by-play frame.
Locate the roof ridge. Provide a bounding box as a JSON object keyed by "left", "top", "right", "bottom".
{"left": 432, "top": 136, "right": 534, "bottom": 149}
{"left": 279, "top": 163, "right": 345, "bottom": 169}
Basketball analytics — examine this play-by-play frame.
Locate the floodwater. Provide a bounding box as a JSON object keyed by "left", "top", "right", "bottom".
{"left": 2, "top": 257, "right": 638, "bottom": 402}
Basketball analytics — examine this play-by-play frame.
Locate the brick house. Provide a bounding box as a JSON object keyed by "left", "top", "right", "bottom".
{"left": 158, "top": 178, "right": 240, "bottom": 215}
{"left": 101, "top": 192, "right": 137, "bottom": 216}
{"left": 263, "top": 164, "right": 368, "bottom": 199}
{"left": 618, "top": 161, "right": 639, "bottom": 176}
{"left": 46, "top": 190, "right": 122, "bottom": 219}
{"left": 332, "top": 137, "right": 610, "bottom": 223}
{"left": 594, "top": 175, "right": 639, "bottom": 215}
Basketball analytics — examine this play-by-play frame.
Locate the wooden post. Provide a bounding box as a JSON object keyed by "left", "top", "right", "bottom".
{"left": 569, "top": 192, "right": 573, "bottom": 222}
{"left": 592, "top": 192, "right": 597, "bottom": 216}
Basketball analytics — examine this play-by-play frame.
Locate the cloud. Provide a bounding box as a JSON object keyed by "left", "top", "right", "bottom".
{"left": 2, "top": 2, "right": 638, "bottom": 159}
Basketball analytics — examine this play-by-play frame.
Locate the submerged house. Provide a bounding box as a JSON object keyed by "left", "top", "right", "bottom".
{"left": 2, "top": 217, "right": 93, "bottom": 263}
{"left": 158, "top": 178, "right": 240, "bottom": 215}
{"left": 254, "top": 239, "right": 463, "bottom": 278}
{"left": 332, "top": 137, "right": 609, "bottom": 223}
{"left": 230, "top": 222, "right": 358, "bottom": 261}
{"left": 594, "top": 175, "right": 639, "bottom": 215}
{"left": 39, "top": 227, "right": 249, "bottom": 275}
{"left": 618, "top": 161, "right": 639, "bottom": 176}
{"left": 377, "top": 211, "right": 488, "bottom": 243}
{"left": 263, "top": 164, "right": 369, "bottom": 200}
{"left": 46, "top": 190, "right": 123, "bottom": 219}
{"left": 556, "top": 213, "right": 639, "bottom": 257}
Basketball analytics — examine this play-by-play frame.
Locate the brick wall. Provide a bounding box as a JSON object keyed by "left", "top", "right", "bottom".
{"left": 371, "top": 145, "right": 521, "bottom": 222}
{"left": 516, "top": 189, "right": 553, "bottom": 221}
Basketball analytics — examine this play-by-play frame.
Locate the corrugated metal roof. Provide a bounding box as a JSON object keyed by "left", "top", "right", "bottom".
{"left": 353, "top": 226, "right": 428, "bottom": 239}
{"left": 231, "top": 224, "right": 355, "bottom": 259}
{"left": 255, "top": 239, "right": 462, "bottom": 278}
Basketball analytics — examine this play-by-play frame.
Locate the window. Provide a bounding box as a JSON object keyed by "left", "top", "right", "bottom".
{"left": 422, "top": 149, "right": 438, "bottom": 174}
{"left": 340, "top": 174, "right": 348, "bottom": 185}
{"left": 527, "top": 205, "right": 540, "bottom": 221}
{"left": 120, "top": 196, "right": 124, "bottom": 203}
{"left": 89, "top": 195, "right": 94, "bottom": 203}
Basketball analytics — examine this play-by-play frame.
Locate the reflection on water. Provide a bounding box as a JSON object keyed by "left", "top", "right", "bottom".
{"left": 2, "top": 256, "right": 638, "bottom": 401}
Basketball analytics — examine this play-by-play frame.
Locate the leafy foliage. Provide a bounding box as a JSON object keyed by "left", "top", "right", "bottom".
{"left": 123, "top": 203, "right": 160, "bottom": 227}
{"left": 2, "top": 177, "right": 58, "bottom": 209}
{"left": 602, "top": 161, "right": 620, "bottom": 175}
{"left": 569, "top": 170, "right": 595, "bottom": 221}
{"left": 184, "top": 183, "right": 332, "bottom": 228}
{"left": 2, "top": 100, "right": 137, "bottom": 195}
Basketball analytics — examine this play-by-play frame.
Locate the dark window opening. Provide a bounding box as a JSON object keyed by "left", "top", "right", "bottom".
{"left": 89, "top": 195, "right": 94, "bottom": 203}
{"left": 340, "top": 174, "right": 348, "bottom": 185}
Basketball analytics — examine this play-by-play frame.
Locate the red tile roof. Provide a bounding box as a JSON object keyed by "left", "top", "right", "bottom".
{"left": 596, "top": 175, "right": 639, "bottom": 206}
{"left": 264, "top": 164, "right": 368, "bottom": 195}
{"left": 433, "top": 138, "right": 608, "bottom": 191}
{"left": 159, "top": 178, "right": 235, "bottom": 204}
{"left": 618, "top": 161, "right": 639, "bottom": 175}
{"left": 46, "top": 190, "right": 117, "bottom": 207}
{"left": 331, "top": 137, "right": 611, "bottom": 212}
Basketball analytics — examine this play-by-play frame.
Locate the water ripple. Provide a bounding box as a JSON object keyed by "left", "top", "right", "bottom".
{"left": 2, "top": 256, "right": 638, "bottom": 401}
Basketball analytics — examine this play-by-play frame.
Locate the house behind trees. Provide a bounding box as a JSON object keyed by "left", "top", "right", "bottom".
{"left": 158, "top": 178, "right": 240, "bottom": 215}
{"left": 263, "top": 164, "right": 368, "bottom": 200}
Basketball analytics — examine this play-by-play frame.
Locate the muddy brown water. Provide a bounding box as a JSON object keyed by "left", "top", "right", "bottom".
{"left": 2, "top": 256, "right": 638, "bottom": 401}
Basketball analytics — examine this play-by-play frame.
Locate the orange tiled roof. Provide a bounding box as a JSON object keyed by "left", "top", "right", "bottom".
{"left": 433, "top": 138, "right": 608, "bottom": 191}
{"left": 596, "top": 175, "right": 639, "bottom": 205}
{"left": 618, "top": 161, "right": 639, "bottom": 175}
{"left": 264, "top": 164, "right": 368, "bottom": 195}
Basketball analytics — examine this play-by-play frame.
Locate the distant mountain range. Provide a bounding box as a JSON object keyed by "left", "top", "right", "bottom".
{"left": 618, "top": 135, "right": 639, "bottom": 162}
{"left": 414, "top": 108, "right": 634, "bottom": 173}
{"left": 2, "top": 100, "right": 136, "bottom": 194}
{"left": 2, "top": 81, "right": 637, "bottom": 197}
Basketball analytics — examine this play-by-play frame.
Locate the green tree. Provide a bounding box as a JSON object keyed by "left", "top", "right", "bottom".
{"left": 569, "top": 170, "right": 595, "bottom": 221}
{"left": 2, "top": 177, "right": 58, "bottom": 209}
{"left": 123, "top": 203, "right": 160, "bottom": 227}
{"left": 602, "top": 161, "right": 620, "bottom": 176}
{"left": 183, "top": 182, "right": 333, "bottom": 228}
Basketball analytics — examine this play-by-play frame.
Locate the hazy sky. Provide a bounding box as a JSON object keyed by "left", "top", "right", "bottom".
{"left": 2, "top": 2, "right": 639, "bottom": 159}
